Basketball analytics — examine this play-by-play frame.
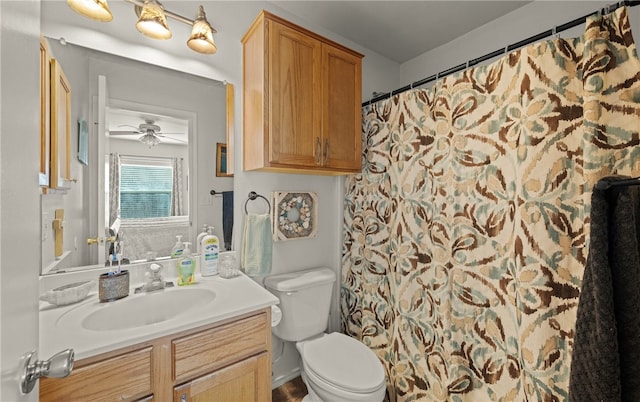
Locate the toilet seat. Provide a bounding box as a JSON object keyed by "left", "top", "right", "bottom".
{"left": 299, "top": 332, "right": 385, "bottom": 394}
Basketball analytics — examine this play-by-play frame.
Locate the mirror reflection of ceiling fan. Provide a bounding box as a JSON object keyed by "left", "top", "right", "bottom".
{"left": 109, "top": 120, "right": 187, "bottom": 148}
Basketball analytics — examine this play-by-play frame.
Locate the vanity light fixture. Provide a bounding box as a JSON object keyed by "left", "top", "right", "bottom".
{"left": 66, "top": 0, "right": 113, "bottom": 22}
{"left": 187, "top": 6, "right": 217, "bottom": 54}
{"left": 66, "top": 0, "right": 218, "bottom": 54}
{"left": 135, "top": 0, "right": 172, "bottom": 40}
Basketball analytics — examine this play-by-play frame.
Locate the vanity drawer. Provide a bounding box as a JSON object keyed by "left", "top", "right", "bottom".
{"left": 40, "top": 346, "right": 153, "bottom": 402}
{"left": 172, "top": 311, "right": 269, "bottom": 383}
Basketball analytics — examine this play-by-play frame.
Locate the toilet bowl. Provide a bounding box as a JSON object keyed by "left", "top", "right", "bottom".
{"left": 264, "top": 268, "right": 387, "bottom": 402}
{"left": 296, "top": 332, "right": 386, "bottom": 402}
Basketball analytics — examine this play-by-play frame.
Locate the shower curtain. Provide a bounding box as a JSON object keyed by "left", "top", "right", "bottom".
{"left": 341, "top": 8, "right": 640, "bottom": 402}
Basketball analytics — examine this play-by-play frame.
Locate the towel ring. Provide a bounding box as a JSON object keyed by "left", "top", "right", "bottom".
{"left": 244, "top": 191, "right": 271, "bottom": 215}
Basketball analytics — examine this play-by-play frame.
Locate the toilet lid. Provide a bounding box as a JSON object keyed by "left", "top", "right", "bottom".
{"left": 302, "top": 333, "right": 385, "bottom": 393}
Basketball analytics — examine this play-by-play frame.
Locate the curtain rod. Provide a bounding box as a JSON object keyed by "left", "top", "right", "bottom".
{"left": 112, "top": 153, "right": 183, "bottom": 161}
{"left": 362, "top": 0, "right": 640, "bottom": 107}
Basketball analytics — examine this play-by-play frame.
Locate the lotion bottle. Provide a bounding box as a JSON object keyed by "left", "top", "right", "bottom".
{"left": 195, "top": 224, "right": 208, "bottom": 254}
{"left": 200, "top": 226, "right": 220, "bottom": 276}
{"left": 177, "top": 242, "right": 196, "bottom": 286}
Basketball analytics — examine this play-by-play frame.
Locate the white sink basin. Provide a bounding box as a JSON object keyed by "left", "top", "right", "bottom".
{"left": 56, "top": 287, "right": 216, "bottom": 332}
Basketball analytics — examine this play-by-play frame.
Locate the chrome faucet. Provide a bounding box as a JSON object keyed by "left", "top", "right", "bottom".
{"left": 143, "top": 263, "right": 165, "bottom": 292}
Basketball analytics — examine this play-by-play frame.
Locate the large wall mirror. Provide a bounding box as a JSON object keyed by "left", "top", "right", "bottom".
{"left": 41, "top": 39, "right": 233, "bottom": 274}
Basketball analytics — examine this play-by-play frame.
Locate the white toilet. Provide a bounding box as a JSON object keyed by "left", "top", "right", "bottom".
{"left": 265, "top": 267, "right": 386, "bottom": 402}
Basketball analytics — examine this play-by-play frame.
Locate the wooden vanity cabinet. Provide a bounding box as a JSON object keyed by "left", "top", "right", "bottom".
{"left": 40, "top": 346, "right": 154, "bottom": 401}
{"left": 173, "top": 353, "right": 270, "bottom": 401}
{"left": 242, "top": 11, "right": 363, "bottom": 175}
{"left": 40, "top": 308, "right": 272, "bottom": 402}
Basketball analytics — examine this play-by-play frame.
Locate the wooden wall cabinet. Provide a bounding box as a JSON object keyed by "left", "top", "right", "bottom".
{"left": 39, "top": 36, "right": 51, "bottom": 187}
{"left": 40, "top": 308, "right": 272, "bottom": 402}
{"left": 50, "top": 58, "right": 72, "bottom": 189}
{"left": 40, "top": 36, "right": 72, "bottom": 190}
{"left": 242, "top": 11, "right": 363, "bottom": 175}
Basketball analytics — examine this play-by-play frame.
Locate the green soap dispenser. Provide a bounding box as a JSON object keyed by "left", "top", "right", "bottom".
{"left": 171, "top": 235, "right": 184, "bottom": 258}
{"left": 177, "top": 242, "right": 196, "bottom": 286}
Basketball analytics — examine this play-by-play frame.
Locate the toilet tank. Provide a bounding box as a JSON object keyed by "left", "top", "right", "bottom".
{"left": 265, "top": 267, "right": 336, "bottom": 342}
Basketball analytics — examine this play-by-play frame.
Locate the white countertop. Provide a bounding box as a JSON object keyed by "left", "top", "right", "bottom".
{"left": 40, "top": 273, "right": 279, "bottom": 361}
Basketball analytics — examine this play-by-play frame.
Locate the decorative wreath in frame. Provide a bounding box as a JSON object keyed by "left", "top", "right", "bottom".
{"left": 272, "top": 192, "right": 318, "bottom": 241}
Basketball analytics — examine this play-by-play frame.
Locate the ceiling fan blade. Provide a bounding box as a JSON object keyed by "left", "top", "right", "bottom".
{"left": 118, "top": 124, "right": 142, "bottom": 130}
{"left": 109, "top": 130, "right": 141, "bottom": 135}
{"left": 160, "top": 135, "right": 188, "bottom": 143}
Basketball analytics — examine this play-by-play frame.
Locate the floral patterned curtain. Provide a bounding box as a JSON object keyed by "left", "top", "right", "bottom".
{"left": 341, "top": 8, "right": 640, "bottom": 401}
{"left": 171, "top": 157, "right": 185, "bottom": 216}
{"left": 108, "top": 152, "right": 120, "bottom": 228}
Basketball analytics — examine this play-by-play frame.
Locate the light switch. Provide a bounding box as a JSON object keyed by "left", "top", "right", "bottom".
{"left": 53, "top": 209, "right": 64, "bottom": 257}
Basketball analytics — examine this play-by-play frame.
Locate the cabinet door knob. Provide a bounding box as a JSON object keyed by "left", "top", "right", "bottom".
{"left": 315, "top": 137, "right": 322, "bottom": 165}
{"left": 323, "top": 139, "right": 329, "bottom": 165}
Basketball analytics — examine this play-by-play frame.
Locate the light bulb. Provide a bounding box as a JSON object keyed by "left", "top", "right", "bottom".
{"left": 66, "top": 0, "right": 113, "bottom": 22}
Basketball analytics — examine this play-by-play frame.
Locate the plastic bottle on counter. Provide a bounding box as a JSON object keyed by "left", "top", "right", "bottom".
{"left": 177, "top": 242, "right": 196, "bottom": 286}
{"left": 171, "top": 235, "right": 184, "bottom": 258}
{"left": 200, "top": 226, "right": 220, "bottom": 277}
{"left": 195, "top": 224, "right": 209, "bottom": 254}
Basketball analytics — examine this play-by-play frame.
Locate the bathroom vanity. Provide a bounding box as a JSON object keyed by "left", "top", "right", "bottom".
{"left": 38, "top": 272, "right": 278, "bottom": 401}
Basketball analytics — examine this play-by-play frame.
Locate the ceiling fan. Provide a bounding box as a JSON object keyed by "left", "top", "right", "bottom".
{"left": 109, "top": 120, "right": 187, "bottom": 147}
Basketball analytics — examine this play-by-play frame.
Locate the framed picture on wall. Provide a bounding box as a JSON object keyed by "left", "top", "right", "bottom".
{"left": 272, "top": 191, "right": 318, "bottom": 241}
{"left": 77, "top": 119, "right": 89, "bottom": 166}
{"left": 216, "top": 142, "right": 232, "bottom": 177}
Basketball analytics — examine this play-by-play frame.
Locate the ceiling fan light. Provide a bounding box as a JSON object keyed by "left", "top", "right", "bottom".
{"left": 67, "top": 0, "right": 113, "bottom": 22}
{"left": 139, "top": 132, "right": 161, "bottom": 148}
{"left": 187, "top": 6, "right": 217, "bottom": 54}
{"left": 136, "top": 0, "right": 172, "bottom": 40}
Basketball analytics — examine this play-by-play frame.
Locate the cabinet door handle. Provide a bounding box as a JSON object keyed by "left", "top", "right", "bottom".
{"left": 315, "top": 137, "right": 322, "bottom": 165}
{"left": 323, "top": 139, "right": 329, "bottom": 165}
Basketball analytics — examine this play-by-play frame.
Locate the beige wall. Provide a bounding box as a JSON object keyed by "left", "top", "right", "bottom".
{"left": 400, "top": 1, "right": 612, "bottom": 86}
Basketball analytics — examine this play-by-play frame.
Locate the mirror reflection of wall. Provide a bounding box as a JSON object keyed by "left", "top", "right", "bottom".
{"left": 40, "top": 38, "right": 232, "bottom": 275}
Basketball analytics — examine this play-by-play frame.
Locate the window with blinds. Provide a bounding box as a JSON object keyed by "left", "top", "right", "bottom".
{"left": 120, "top": 163, "right": 173, "bottom": 219}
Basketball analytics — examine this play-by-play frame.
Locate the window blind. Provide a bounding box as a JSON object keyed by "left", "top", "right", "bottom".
{"left": 120, "top": 164, "right": 173, "bottom": 219}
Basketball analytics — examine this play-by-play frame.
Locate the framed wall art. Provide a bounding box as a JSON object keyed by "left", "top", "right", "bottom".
{"left": 77, "top": 119, "right": 89, "bottom": 166}
{"left": 272, "top": 192, "right": 318, "bottom": 241}
{"left": 216, "top": 142, "right": 232, "bottom": 177}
